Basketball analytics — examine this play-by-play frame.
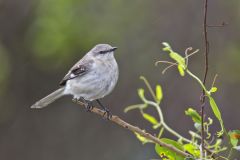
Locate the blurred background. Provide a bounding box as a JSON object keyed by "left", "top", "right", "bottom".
{"left": 0, "top": 0, "right": 240, "bottom": 159}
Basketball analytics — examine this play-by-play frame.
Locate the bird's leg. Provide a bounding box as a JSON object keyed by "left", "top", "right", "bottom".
{"left": 72, "top": 97, "right": 78, "bottom": 103}
{"left": 79, "top": 97, "right": 93, "bottom": 112}
{"left": 96, "top": 99, "right": 112, "bottom": 120}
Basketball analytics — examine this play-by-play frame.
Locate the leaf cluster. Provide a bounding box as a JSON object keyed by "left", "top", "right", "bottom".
{"left": 124, "top": 43, "right": 240, "bottom": 159}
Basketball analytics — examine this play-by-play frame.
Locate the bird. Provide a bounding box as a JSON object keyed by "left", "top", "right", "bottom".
{"left": 30, "top": 44, "right": 119, "bottom": 118}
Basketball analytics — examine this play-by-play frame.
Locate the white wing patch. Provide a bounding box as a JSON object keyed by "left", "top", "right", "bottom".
{"left": 70, "top": 73, "right": 75, "bottom": 78}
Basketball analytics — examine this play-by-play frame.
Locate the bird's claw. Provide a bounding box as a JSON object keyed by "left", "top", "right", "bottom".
{"left": 72, "top": 98, "right": 85, "bottom": 104}
{"left": 72, "top": 98, "right": 78, "bottom": 103}
{"left": 102, "top": 108, "right": 112, "bottom": 120}
{"left": 73, "top": 98, "right": 93, "bottom": 112}
{"left": 84, "top": 103, "right": 94, "bottom": 112}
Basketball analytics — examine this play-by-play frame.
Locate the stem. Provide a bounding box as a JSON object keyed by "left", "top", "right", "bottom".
{"left": 139, "top": 78, "right": 218, "bottom": 158}
{"left": 186, "top": 70, "right": 208, "bottom": 95}
{"left": 140, "top": 76, "right": 157, "bottom": 102}
{"left": 141, "top": 97, "right": 193, "bottom": 144}
{"left": 203, "top": 1, "right": 209, "bottom": 92}
{"left": 202, "top": 0, "right": 210, "bottom": 157}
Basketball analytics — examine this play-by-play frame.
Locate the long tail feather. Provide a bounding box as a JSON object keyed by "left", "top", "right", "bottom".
{"left": 31, "top": 88, "right": 65, "bottom": 109}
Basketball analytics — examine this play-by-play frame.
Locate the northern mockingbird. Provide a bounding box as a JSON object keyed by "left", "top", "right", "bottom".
{"left": 31, "top": 44, "right": 119, "bottom": 118}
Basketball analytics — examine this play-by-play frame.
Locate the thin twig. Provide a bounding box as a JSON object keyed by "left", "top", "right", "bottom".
{"left": 155, "top": 60, "right": 177, "bottom": 66}
{"left": 162, "top": 64, "right": 176, "bottom": 74}
{"left": 156, "top": 48, "right": 199, "bottom": 75}
{"left": 185, "top": 47, "right": 200, "bottom": 67}
{"left": 207, "top": 22, "right": 227, "bottom": 28}
{"left": 201, "top": 0, "right": 209, "bottom": 156}
{"left": 74, "top": 100, "right": 190, "bottom": 157}
{"left": 140, "top": 76, "right": 158, "bottom": 102}
{"left": 211, "top": 74, "right": 218, "bottom": 88}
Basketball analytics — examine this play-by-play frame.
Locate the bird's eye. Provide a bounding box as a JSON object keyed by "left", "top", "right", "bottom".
{"left": 99, "top": 50, "right": 106, "bottom": 54}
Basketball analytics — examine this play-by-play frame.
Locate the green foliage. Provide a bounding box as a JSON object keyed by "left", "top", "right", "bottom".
{"left": 134, "top": 132, "right": 151, "bottom": 144}
{"left": 162, "top": 42, "right": 185, "bottom": 68}
{"left": 155, "top": 138, "right": 185, "bottom": 160}
{"left": 26, "top": 0, "right": 149, "bottom": 70}
{"left": 185, "top": 108, "right": 201, "bottom": 124}
{"left": 142, "top": 112, "right": 158, "bottom": 126}
{"left": 155, "top": 85, "right": 163, "bottom": 104}
{"left": 177, "top": 65, "right": 185, "bottom": 76}
{"left": 138, "top": 88, "right": 145, "bottom": 100}
{"left": 209, "top": 87, "right": 218, "bottom": 93}
{"left": 124, "top": 43, "right": 239, "bottom": 159}
{"left": 28, "top": 0, "right": 89, "bottom": 60}
{"left": 208, "top": 97, "right": 225, "bottom": 136}
{"left": 162, "top": 43, "right": 226, "bottom": 137}
{"left": 183, "top": 144, "right": 200, "bottom": 158}
{"left": 229, "top": 130, "right": 240, "bottom": 148}
{"left": 204, "top": 118, "right": 213, "bottom": 139}
{"left": 162, "top": 42, "right": 186, "bottom": 76}
{"left": 124, "top": 104, "right": 147, "bottom": 113}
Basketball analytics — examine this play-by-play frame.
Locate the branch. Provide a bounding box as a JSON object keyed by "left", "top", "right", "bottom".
{"left": 201, "top": 0, "right": 209, "bottom": 156}
{"left": 207, "top": 22, "right": 227, "bottom": 28}
{"left": 74, "top": 100, "right": 190, "bottom": 157}
{"left": 203, "top": 0, "right": 209, "bottom": 94}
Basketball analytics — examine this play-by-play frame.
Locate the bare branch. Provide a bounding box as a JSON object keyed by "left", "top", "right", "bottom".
{"left": 74, "top": 100, "right": 190, "bottom": 157}
{"left": 201, "top": 0, "right": 209, "bottom": 156}
{"left": 207, "top": 22, "right": 228, "bottom": 28}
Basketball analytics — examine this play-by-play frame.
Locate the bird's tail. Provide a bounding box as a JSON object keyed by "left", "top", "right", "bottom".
{"left": 31, "top": 88, "right": 65, "bottom": 109}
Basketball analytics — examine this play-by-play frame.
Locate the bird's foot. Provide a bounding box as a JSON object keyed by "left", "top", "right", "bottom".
{"left": 72, "top": 98, "right": 85, "bottom": 104}
{"left": 96, "top": 99, "right": 112, "bottom": 120}
{"left": 84, "top": 102, "right": 94, "bottom": 112}
{"left": 102, "top": 108, "right": 112, "bottom": 120}
{"left": 72, "top": 97, "right": 93, "bottom": 111}
{"left": 72, "top": 98, "right": 78, "bottom": 103}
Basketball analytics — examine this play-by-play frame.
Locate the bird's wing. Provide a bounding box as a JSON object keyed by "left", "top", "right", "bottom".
{"left": 59, "top": 57, "right": 93, "bottom": 86}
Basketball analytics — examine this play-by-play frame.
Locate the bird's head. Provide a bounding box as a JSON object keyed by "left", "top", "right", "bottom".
{"left": 89, "top": 44, "right": 117, "bottom": 60}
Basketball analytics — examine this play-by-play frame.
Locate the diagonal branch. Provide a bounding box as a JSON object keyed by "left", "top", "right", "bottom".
{"left": 74, "top": 100, "right": 190, "bottom": 157}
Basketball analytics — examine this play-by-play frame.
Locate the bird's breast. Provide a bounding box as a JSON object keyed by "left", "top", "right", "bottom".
{"left": 64, "top": 58, "right": 118, "bottom": 101}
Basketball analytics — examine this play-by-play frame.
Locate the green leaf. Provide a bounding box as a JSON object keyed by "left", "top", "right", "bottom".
{"left": 162, "top": 42, "right": 172, "bottom": 52}
{"left": 142, "top": 113, "right": 158, "bottom": 125}
{"left": 210, "top": 87, "right": 218, "bottom": 93}
{"left": 155, "top": 138, "right": 184, "bottom": 160}
{"left": 177, "top": 65, "right": 185, "bottom": 76}
{"left": 156, "top": 85, "right": 163, "bottom": 103}
{"left": 153, "top": 123, "right": 162, "bottom": 130}
{"left": 162, "top": 42, "right": 186, "bottom": 70}
{"left": 134, "top": 132, "right": 150, "bottom": 144}
{"left": 185, "top": 108, "right": 201, "bottom": 124}
{"left": 169, "top": 52, "right": 185, "bottom": 68}
{"left": 183, "top": 144, "right": 200, "bottom": 158}
{"left": 124, "top": 104, "right": 148, "bottom": 113}
{"left": 138, "top": 88, "right": 145, "bottom": 100}
{"left": 209, "top": 97, "right": 225, "bottom": 137}
{"left": 228, "top": 130, "right": 240, "bottom": 147}
{"left": 140, "top": 76, "right": 157, "bottom": 101}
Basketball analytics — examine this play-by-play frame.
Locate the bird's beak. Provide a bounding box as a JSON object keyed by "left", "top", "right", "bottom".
{"left": 111, "top": 47, "right": 118, "bottom": 52}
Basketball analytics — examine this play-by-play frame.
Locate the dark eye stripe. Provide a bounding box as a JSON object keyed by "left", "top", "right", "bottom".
{"left": 99, "top": 50, "right": 109, "bottom": 54}
{"left": 99, "top": 48, "right": 115, "bottom": 54}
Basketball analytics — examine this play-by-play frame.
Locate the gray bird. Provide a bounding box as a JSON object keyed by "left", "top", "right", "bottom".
{"left": 31, "top": 44, "right": 119, "bottom": 117}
